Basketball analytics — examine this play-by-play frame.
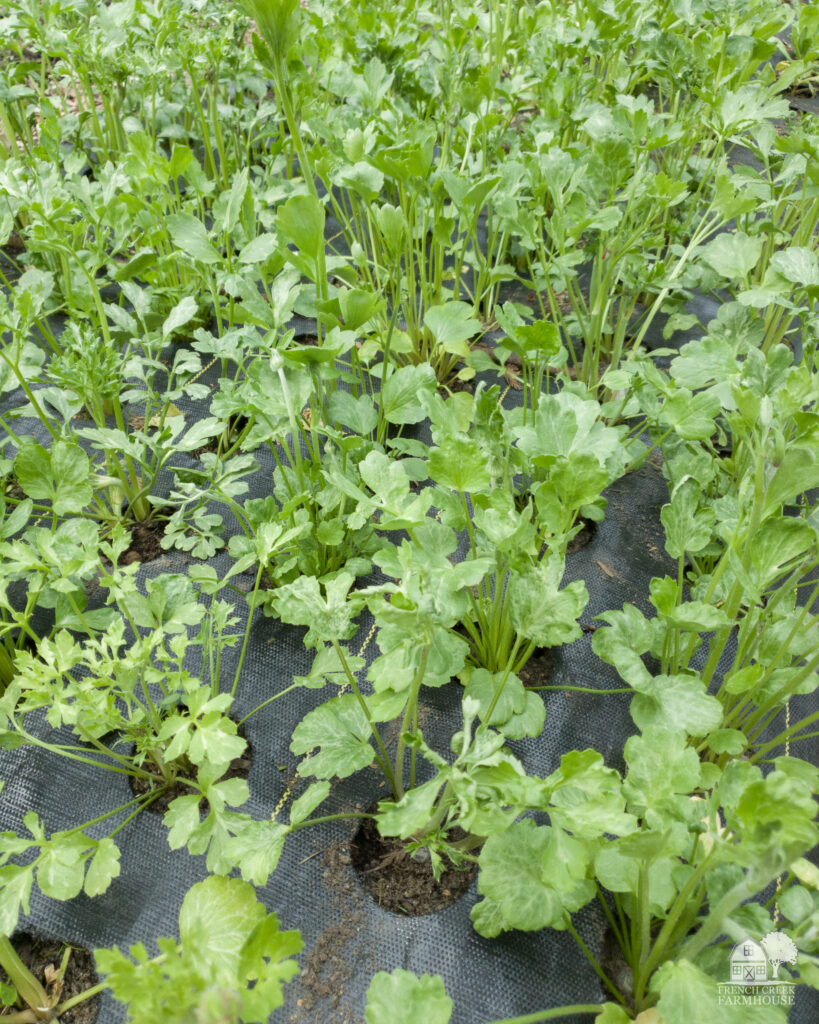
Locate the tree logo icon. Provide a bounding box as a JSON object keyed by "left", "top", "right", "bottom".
{"left": 761, "top": 932, "right": 798, "bottom": 980}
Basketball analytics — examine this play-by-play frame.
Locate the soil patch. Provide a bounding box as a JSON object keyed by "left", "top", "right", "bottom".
{"left": 288, "top": 839, "right": 378, "bottom": 1023}
{"left": 518, "top": 648, "right": 552, "bottom": 688}
{"left": 599, "top": 924, "right": 633, "bottom": 1006}
{"left": 350, "top": 812, "right": 478, "bottom": 915}
{"left": 0, "top": 934, "right": 99, "bottom": 1024}
{"left": 567, "top": 516, "right": 596, "bottom": 553}
{"left": 121, "top": 519, "right": 167, "bottom": 565}
{"left": 129, "top": 723, "right": 252, "bottom": 815}
{"left": 440, "top": 374, "right": 475, "bottom": 396}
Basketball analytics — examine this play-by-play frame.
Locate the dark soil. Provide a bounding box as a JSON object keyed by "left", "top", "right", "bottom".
{"left": 566, "top": 516, "right": 596, "bottom": 553}
{"left": 288, "top": 839, "right": 379, "bottom": 1023}
{"left": 120, "top": 519, "right": 167, "bottom": 565}
{"left": 350, "top": 813, "right": 478, "bottom": 915}
{"left": 0, "top": 934, "right": 99, "bottom": 1024}
{"left": 129, "top": 723, "right": 252, "bottom": 815}
{"left": 440, "top": 374, "right": 476, "bottom": 396}
{"left": 599, "top": 924, "right": 633, "bottom": 1007}
{"left": 518, "top": 648, "right": 552, "bottom": 688}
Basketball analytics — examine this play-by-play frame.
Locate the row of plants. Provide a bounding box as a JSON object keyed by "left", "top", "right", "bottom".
{"left": 0, "top": 0, "right": 817, "bottom": 1021}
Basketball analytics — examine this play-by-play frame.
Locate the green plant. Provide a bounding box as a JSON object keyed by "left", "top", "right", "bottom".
{"left": 0, "top": 873, "right": 300, "bottom": 1023}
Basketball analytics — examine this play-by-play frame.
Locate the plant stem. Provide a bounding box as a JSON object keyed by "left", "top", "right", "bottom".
{"left": 394, "top": 644, "right": 429, "bottom": 799}
{"left": 331, "top": 640, "right": 397, "bottom": 795}
{"left": 287, "top": 811, "right": 372, "bottom": 833}
{"left": 0, "top": 937, "right": 52, "bottom": 1022}
{"left": 231, "top": 562, "right": 265, "bottom": 696}
{"left": 483, "top": 1005, "right": 602, "bottom": 1024}
{"left": 563, "top": 914, "right": 628, "bottom": 1008}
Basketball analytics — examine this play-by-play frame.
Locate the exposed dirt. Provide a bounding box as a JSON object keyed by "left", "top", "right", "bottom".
{"left": 518, "top": 648, "right": 552, "bottom": 688}
{"left": 288, "top": 839, "right": 379, "bottom": 1024}
{"left": 0, "top": 934, "right": 99, "bottom": 1024}
{"left": 129, "top": 723, "right": 252, "bottom": 815}
{"left": 566, "top": 516, "right": 597, "bottom": 553}
{"left": 120, "top": 519, "right": 167, "bottom": 565}
{"left": 599, "top": 924, "right": 633, "bottom": 1008}
{"left": 350, "top": 813, "right": 478, "bottom": 916}
{"left": 440, "top": 373, "right": 476, "bottom": 396}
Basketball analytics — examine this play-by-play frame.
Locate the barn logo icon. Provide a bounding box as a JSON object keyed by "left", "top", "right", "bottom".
{"left": 718, "top": 930, "right": 798, "bottom": 1007}
{"left": 729, "top": 938, "right": 768, "bottom": 984}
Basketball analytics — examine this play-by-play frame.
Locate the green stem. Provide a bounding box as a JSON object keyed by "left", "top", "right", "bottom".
{"left": 394, "top": 644, "right": 430, "bottom": 799}
{"left": 482, "top": 1007, "right": 602, "bottom": 1024}
{"left": 530, "top": 685, "right": 632, "bottom": 694}
{"left": 0, "top": 937, "right": 52, "bottom": 1022}
{"left": 482, "top": 636, "right": 522, "bottom": 727}
{"left": 231, "top": 563, "right": 265, "bottom": 697}
{"left": 287, "top": 811, "right": 372, "bottom": 833}
{"left": 331, "top": 640, "right": 397, "bottom": 795}
{"left": 563, "top": 915, "right": 627, "bottom": 1008}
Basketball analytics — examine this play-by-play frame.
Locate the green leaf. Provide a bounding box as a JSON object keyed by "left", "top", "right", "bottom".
{"left": 328, "top": 389, "right": 377, "bottom": 435}
{"left": 290, "top": 694, "right": 373, "bottom": 778}
{"left": 98, "top": 873, "right": 301, "bottom": 1023}
{"left": 748, "top": 517, "right": 816, "bottom": 589}
{"left": 167, "top": 212, "right": 221, "bottom": 265}
{"left": 701, "top": 231, "right": 763, "bottom": 279}
{"left": 15, "top": 442, "right": 93, "bottom": 515}
{"left": 374, "top": 204, "right": 407, "bottom": 253}
{"left": 592, "top": 604, "right": 654, "bottom": 688}
{"left": 495, "top": 303, "right": 562, "bottom": 357}
{"left": 222, "top": 167, "right": 249, "bottom": 234}
{"left": 164, "top": 795, "right": 201, "bottom": 850}
{"left": 706, "top": 729, "right": 746, "bottom": 756}
{"left": 0, "top": 866, "right": 33, "bottom": 937}
{"left": 548, "top": 749, "right": 635, "bottom": 839}
{"left": 84, "top": 838, "right": 121, "bottom": 897}
{"left": 0, "top": 336, "right": 45, "bottom": 395}
{"left": 223, "top": 820, "right": 288, "bottom": 886}
{"left": 271, "top": 573, "right": 358, "bottom": 646}
{"left": 594, "top": 1005, "right": 632, "bottom": 1024}
{"left": 623, "top": 727, "right": 701, "bottom": 812}
{"left": 770, "top": 246, "right": 819, "bottom": 288}
{"left": 464, "top": 668, "right": 523, "bottom": 726}
{"left": 508, "top": 569, "right": 587, "bottom": 647}
{"left": 241, "top": 0, "right": 301, "bottom": 58}
{"left": 428, "top": 436, "right": 492, "bottom": 492}
{"left": 336, "top": 161, "right": 384, "bottom": 201}
{"left": 37, "top": 836, "right": 87, "bottom": 901}
{"left": 661, "top": 481, "right": 714, "bottom": 558}
{"left": 661, "top": 389, "right": 720, "bottom": 440}
{"left": 653, "top": 960, "right": 727, "bottom": 1024}
{"left": 631, "top": 674, "right": 724, "bottom": 737}
{"left": 381, "top": 364, "right": 436, "bottom": 425}
{"left": 237, "top": 233, "right": 278, "bottom": 264}
{"left": 375, "top": 780, "right": 442, "bottom": 839}
{"left": 365, "top": 970, "right": 452, "bottom": 1024}
{"left": 475, "top": 820, "right": 593, "bottom": 932}
{"left": 763, "top": 450, "right": 819, "bottom": 517}
{"left": 276, "top": 194, "right": 325, "bottom": 273}
{"left": 424, "top": 302, "right": 481, "bottom": 356}
{"left": 162, "top": 296, "right": 199, "bottom": 340}
{"left": 289, "top": 781, "right": 331, "bottom": 825}
{"left": 180, "top": 875, "right": 265, "bottom": 975}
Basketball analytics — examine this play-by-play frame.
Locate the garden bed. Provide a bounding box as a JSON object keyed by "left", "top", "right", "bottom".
{"left": 0, "top": 1, "right": 817, "bottom": 1023}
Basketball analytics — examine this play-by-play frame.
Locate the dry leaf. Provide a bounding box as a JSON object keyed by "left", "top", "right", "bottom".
{"left": 129, "top": 404, "right": 183, "bottom": 431}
